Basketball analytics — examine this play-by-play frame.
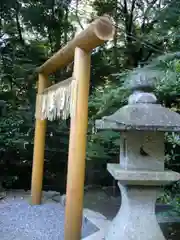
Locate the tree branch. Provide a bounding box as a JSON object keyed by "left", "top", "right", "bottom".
{"left": 123, "top": 0, "right": 128, "bottom": 14}
{"left": 75, "top": 0, "right": 84, "bottom": 30}
{"left": 128, "top": 0, "right": 136, "bottom": 34}
{"left": 141, "top": 0, "right": 159, "bottom": 32}
{"left": 113, "top": 0, "right": 118, "bottom": 68}
{"left": 14, "top": 1, "right": 24, "bottom": 45}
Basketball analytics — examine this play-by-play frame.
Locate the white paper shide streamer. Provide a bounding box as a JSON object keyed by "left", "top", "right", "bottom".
{"left": 36, "top": 77, "right": 77, "bottom": 121}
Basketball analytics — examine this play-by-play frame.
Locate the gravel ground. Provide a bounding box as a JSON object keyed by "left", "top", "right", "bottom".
{"left": 0, "top": 198, "right": 98, "bottom": 240}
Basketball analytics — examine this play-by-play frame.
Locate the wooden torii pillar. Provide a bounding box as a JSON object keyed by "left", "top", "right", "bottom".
{"left": 31, "top": 16, "right": 115, "bottom": 240}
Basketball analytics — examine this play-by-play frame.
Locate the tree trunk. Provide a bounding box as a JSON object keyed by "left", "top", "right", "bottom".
{"left": 15, "top": 1, "right": 24, "bottom": 45}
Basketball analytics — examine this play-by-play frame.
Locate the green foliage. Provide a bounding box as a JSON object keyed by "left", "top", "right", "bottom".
{"left": 87, "top": 129, "right": 120, "bottom": 160}
{"left": 0, "top": 0, "right": 75, "bottom": 190}
{"left": 0, "top": 112, "right": 24, "bottom": 150}
{"left": 87, "top": 55, "right": 180, "bottom": 160}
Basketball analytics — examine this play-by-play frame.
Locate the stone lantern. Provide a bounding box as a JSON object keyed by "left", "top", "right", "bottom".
{"left": 95, "top": 75, "right": 180, "bottom": 240}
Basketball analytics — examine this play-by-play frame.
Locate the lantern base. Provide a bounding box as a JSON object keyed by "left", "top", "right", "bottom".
{"left": 106, "top": 183, "right": 165, "bottom": 240}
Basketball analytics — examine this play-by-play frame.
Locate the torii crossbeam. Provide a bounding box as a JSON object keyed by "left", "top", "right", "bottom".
{"left": 31, "top": 16, "right": 115, "bottom": 240}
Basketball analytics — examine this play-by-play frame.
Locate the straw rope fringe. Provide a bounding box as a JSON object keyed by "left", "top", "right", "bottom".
{"left": 35, "top": 77, "right": 77, "bottom": 121}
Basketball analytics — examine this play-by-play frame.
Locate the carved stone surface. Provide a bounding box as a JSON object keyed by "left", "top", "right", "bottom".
{"left": 106, "top": 183, "right": 165, "bottom": 240}
{"left": 107, "top": 164, "right": 180, "bottom": 186}
{"left": 95, "top": 104, "right": 180, "bottom": 132}
{"left": 128, "top": 91, "right": 157, "bottom": 104}
{"left": 119, "top": 131, "right": 165, "bottom": 171}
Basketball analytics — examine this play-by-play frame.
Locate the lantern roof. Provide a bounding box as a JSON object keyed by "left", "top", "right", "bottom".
{"left": 95, "top": 70, "right": 180, "bottom": 132}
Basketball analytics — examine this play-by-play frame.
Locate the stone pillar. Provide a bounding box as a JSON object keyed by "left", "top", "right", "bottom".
{"left": 106, "top": 183, "right": 165, "bottom": 240}
{"left": 95, "top": 74, "right": 180, "bottom": 240}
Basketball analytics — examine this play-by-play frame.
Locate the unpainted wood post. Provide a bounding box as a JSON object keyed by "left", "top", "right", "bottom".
{"left": 64, "top": 47, "right": 91, "bottom": 240}
{"left": 31, "top": 74, "right": 49, "bottom": 205}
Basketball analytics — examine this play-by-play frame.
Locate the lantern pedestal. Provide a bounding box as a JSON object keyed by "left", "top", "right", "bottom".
{"left": 106, "top": 164, "right": 180, "bottom": 240}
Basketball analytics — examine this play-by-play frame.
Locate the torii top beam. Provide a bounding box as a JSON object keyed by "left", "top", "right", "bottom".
{"left": 37, "top": 16, "right": 115, "bottom": 75}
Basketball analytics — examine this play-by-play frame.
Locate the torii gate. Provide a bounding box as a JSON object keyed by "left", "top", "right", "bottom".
{"left": 30, "top": 16, "right": 115, "bottom": 240}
